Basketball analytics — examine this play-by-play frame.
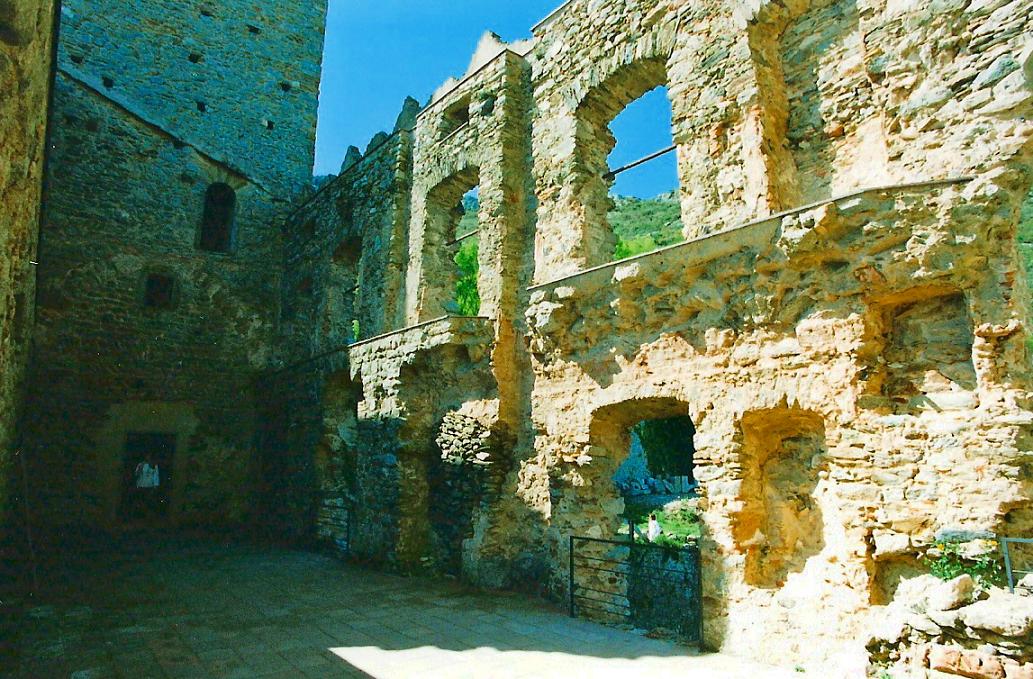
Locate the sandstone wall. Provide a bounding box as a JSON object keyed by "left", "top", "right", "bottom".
{"left": 267, "top": 0, "right": 1033, "bottom": 671}
{"left": 0, "top": 0, "right": 55, "bottom": 547}
{"left": 22, "top": 0, "right": 327, "bottom": 530}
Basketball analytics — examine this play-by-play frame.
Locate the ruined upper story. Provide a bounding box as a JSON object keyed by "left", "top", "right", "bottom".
{"left": 55, "top": 0, "right": 327, "bottom": 196}
{"left": 280, "top": 0, "right": 1033, "bottom": 368}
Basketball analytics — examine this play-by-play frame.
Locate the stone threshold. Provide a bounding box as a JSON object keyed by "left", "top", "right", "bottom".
{"left": 528, "top": 176, "right": 973, "bottom": 293}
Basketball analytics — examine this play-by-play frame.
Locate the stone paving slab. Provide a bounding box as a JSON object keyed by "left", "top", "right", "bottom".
{"left": 2, "top": 537, "right": 797, "bottom": 678}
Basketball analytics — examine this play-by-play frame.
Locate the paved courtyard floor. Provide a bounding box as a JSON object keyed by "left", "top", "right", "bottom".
{"left": 2, "top": 534, "right": 796, "bottom": 678}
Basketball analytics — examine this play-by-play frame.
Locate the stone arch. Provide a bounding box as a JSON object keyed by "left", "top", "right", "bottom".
{"left": 572, "top": 57, "right": 672, "bottom": 268}
{"left": 315, "top": 370, "right": 363, "bottom": 550}
{"left": 410, "top": 166, "right": 481, "bottom": 322}
{"left": 563, "top": 396, "right": 702, "bottom": 543}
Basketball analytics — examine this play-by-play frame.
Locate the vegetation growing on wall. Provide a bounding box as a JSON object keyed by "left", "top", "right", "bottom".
{"left": 633, "top": 416, "right": 695, "bottom": 478}
{"left": 453, "top": 194, "right": 480, "bottom": 316}
{"left": 454, "top": 238, "right": 480, "bottom": 316}
{"left": 1018, "top": 189, "right": 1033, "bottom": 327}
{"left": 610, "top": 195, "right": 682, "bottom": 259}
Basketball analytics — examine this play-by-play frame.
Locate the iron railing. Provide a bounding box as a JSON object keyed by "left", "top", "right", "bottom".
{"left": 568, "top": 534, "right": 703, "bottom": 645}
{"left": 1001, "top": 537, "right": 1032, "bottom": 593}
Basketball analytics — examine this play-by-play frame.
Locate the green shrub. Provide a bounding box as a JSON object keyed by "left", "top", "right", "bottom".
{"left": 454, "top": 238, "right": 480, "bottom": 316}
{"left": 925, "top": 539, "right": 1004, "bottom": 589}
{"left": 633, "top": 417, "right": 695, "bottom": 477}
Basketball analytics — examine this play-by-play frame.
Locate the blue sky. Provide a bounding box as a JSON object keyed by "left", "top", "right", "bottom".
{"left": 314, "top": 0, "right": 677, "bottom": 198}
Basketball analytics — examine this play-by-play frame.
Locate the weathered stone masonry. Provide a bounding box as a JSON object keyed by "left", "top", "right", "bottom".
{"left": 271, "top": 0, "right": 1033, "bottom": 671}
{"left": 22, "top": 0, "right": 327, "bottom": 529}
{"left": 0, "top": 0, "right": 55, "bottom": 550}
{"left": 4, "top": 0, "right": 1032, "bottom": 672}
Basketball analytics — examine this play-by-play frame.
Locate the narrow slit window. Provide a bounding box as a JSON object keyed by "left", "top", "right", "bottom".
{"left": 198, "top": 183, "right": 236, "bottom": 253}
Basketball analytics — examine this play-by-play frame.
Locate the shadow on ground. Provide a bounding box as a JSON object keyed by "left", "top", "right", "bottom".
{"left": 0, "top": 531, "right": 793, "bottom": 678}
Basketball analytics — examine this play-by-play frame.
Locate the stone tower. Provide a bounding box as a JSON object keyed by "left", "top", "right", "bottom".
{"left": 23, "top": 0, "right": 328, "bottom": 528}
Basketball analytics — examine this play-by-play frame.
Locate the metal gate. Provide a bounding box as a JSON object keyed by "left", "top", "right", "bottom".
{"left": 1002, "top": 537, "right": 1033, "bottom": 593}
{"left": 568, "top": 535, "right": 703, "bottom": 645}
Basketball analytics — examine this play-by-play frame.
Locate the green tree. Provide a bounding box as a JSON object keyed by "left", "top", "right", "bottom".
{"left": 634, "top": 416, "right": 695, "bottom": 478}
{"left": 454, "top": 238, "right": 480, "bottom": 316}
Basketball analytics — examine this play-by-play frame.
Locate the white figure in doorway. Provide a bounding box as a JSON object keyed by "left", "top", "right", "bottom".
{"left": 647, "top": 513, "right": 662, "bottom": 542}
{"left": 135, "top": 459, "right": 160, "bottom": 489}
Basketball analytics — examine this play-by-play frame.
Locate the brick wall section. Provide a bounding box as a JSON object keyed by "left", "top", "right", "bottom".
{"left": 0, "top": 0, "right": 55, "bottom": 546}
{"left": 22, "top": 0, "right": 327, "bottom": 529}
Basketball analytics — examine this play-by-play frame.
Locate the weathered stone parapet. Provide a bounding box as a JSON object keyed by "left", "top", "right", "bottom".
{"left": 405, "top": 49, "right": 531, "bottom": 325}
{"left": 526, "top": 179, "right": 980, "bottom": 357}
{"left": 281, "top": 126, "right": 414, "bottom": 360}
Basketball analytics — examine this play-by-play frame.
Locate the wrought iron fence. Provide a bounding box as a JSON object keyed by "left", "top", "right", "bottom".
{"left": 568, "top": 534, "right": 703, "bottom": 645}
{"left": 1001, "top": 537, "right": 1033, "bottom": 593}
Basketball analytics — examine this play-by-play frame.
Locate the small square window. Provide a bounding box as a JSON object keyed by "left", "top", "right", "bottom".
{"left": 144, "top": 274, "right": 176, "bottom": 309}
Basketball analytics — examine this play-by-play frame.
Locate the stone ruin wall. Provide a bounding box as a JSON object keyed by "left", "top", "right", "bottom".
{"left": 21, "top": 0, "right": 327, "bottom": 530}
{"left": 0, "top": 0, "right": 55, "bottom": 547}
{"left": 275, "top": 0, "right": 1033, "bottom": 671}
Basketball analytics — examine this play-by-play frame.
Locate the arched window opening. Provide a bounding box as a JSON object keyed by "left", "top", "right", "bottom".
{"left": 198, "top": 183, "right": 236, "bottom": 252}
{"left": 614, "top": 415, "right": 698, "bottom": 546}
{"left": 606, "top": 87, "right": 681, "bottom": 261}
{"left": 452, "top": 187, "right": 481, "bottom": 316}
{"left": 418, "top": 167, "right": 480, "bottom": 320}
{"left": 575, "top": 58, "right": 679, "bottom": 267}
{"left": 326, "top": 237, "right": 362, "bottom": 345}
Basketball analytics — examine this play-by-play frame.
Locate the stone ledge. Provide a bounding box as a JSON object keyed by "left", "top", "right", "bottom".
{"left": 528, "top": 177, "right": 973, "bottom": 294}
{"left": 348, "top": 314, "right": 493, "bottom": 355}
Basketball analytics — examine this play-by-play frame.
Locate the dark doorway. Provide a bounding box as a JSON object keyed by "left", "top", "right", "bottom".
{"left": 120, "top": 432, "right": 176, "bottom": 523}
